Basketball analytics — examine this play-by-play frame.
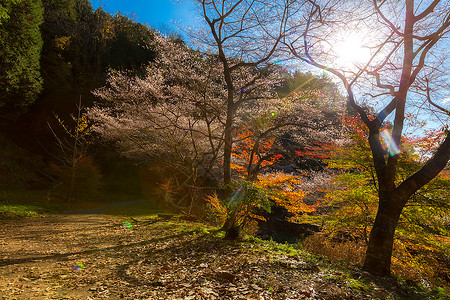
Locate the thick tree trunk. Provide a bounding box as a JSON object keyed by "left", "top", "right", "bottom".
{"left": 293, "top": 0, "right": 450, "bottom": 279}
{"left": 221, "top": 208, "right": 241, "bottom": 240}
{"left": 364, "top": 133, "right": 450, "bottom": 276}
{"left": 362, "top": 199, "right": 403, "bottom": 276}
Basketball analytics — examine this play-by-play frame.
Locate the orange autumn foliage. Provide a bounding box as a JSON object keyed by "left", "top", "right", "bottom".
{"left": 231, "top": 128, "right": 283, "bottom": 179}
{"left": 229, "top": 128, "right": 316, "bottom": 216}
{"left": 257, "top": 173, "right": 316, "bottom": 214}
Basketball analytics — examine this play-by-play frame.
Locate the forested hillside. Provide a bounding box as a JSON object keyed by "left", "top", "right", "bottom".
{"left": 0, "top": 0, "right": 159, "bottom": 196}
{"left": 1, "top": 0, "right": 155, "bottom": 145}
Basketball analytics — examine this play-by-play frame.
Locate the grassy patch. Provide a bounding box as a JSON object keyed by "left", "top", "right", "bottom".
{"left": 0, "top": 189, "right": 62, "bottom": 218}
{"left": 0, "top": 203, "right": 50, "bottom": 218}
{"left": 0, "top": 189, "right": 162, "bottom": 219}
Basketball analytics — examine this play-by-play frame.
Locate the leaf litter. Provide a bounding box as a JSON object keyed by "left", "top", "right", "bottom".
{"left": 0, "top": 214, "right": 429, "bottom": 299}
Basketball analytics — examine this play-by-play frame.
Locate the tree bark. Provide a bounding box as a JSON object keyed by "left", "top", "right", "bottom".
{"left": 363, "top": 132, "right": 450, "bottom": 276}
{"left": 287, "top": 0, "right": 450, "bottom": 278}
{"left": 362, "top": 196, "right": 403, "bottom": 276}
{"left": 223, "top": 96, "right": 234, "bottom": 186}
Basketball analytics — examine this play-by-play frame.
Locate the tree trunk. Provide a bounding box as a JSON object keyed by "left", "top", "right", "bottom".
{"left": 364, "top": 133, "right": 450, "bottom": 276}
{"left": 224, "top": 223, "right": 240, "bottom": 240}
{"left": 363, "top": 197, "right": 403, "bottom": 276}
{"left": 221, "top": 208, "right": 241, "bottom": 240}
{"left": 223, "top": 113, "right": 233, "bottom": 186}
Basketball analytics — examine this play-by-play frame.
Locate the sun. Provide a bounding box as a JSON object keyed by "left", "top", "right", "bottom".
{"left": 333, "top": 32, "right": 371, "bottom": 70}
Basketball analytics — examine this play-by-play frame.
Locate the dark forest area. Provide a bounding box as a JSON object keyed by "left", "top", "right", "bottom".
{"left": 0, "top": 0, "right": 158, "bottom": 195}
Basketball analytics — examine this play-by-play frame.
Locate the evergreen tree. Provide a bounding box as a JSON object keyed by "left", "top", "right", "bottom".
{"left": 0, "top": 0, "right": 43, "bottom": 112}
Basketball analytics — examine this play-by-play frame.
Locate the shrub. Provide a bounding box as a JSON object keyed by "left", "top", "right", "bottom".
{"left": 203, "top": 191, "right": 227, "bottom": 225}
{"left": 49, "top": 156, "right": 101, "bottom": 202}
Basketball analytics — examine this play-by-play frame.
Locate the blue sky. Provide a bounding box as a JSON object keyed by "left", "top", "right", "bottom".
{"left": 90, "top": 0, "right": 198, "bottom": 34}
{"left": 88, "top": 0, "right": 449, "bottom": 127}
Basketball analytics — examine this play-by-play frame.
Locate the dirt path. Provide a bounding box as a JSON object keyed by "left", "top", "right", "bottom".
{"left": 0, "top": 214, "right": 208, "bottom": 299}
{"left": 0, "top": 214, "right": 400, "bottom": 299}
{"left": 0, "top": 214, "right": 150, "bottom": 299}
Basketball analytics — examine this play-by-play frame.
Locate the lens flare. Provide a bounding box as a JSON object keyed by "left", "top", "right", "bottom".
{"left": 74, "top": 262, "right": 84, "bottom": 271}
{"left": 227, "top": 186, "right": 244, "bottom": 206}
{"left": 237, "top": 86, "right": 253, "bottom": 94}
{"left": 123, "top": 221, "right": 133, "bottom": 229}
{"left": 380, "top": 130, "right": 400, "bottom": 156}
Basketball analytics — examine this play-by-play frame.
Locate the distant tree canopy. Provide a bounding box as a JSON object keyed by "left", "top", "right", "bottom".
{"left": 0, "top": 0, "right": 157, "bottom": 116}
{"left": 38, "top": 0, "right": 156, "bottom": 113}
{"left": 0, "top": 0, "right": 161, "bottom": 168}
{"left": 0, "top": 0, "right": 43, "bottom": 111}
{"left": 108, "top": 13, "right": 157, "bottom": 72}
{"left": 277, "top": 71, "right": 340, "bottom": 102}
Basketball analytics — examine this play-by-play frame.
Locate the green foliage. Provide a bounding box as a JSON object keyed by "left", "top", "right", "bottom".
{"left": 0, "top": 0, "right": 22, "bottom": 23}
{"left": 0, "top": 0, "right": 43, "bottom": 111}
{"left": 0, "top": 189, "right": 62, "bottom": 219}
{"left": 326, "top": 117, "right": 374, "bottom": 172}
{"left": 0, "top": 203, "right": 48, "bottom": 218}
{"left": 221, "top": 180, "right": 273, "bottom": 236}
{"left": 228, "top": 179, "right": 272, "bottom": 214}
{"left": 38, "top": 0, "right": 156, "bottom": 115}
{"left": 324, "top": 172, "right": 377, "bottom": 243}
{"left": 108, "top": 13, "right": 156, "bottom": 71}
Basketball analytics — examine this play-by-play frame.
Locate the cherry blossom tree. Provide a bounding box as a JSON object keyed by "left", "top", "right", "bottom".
{"left": 189, "top": 0, "right": 310, "bottom": 185}
{"left": 89, "top": 34, "right": 290, "bottom": 208}
{"left": 90, "top": 30, "right": 341, "bottom": 215}
{"left": 89, "top": 35, "right": 224, "bottom": 206}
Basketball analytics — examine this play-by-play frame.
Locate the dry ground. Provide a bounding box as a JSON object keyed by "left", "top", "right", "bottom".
{"left": 0, "top": 214, "right": 426, "bottom": 299}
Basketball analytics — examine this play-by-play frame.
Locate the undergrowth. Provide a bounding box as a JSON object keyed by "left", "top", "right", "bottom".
{"left": 299, "top": 233, "right": 450, "bottom": 298}
{"left": 0, "top": 189, "right": 61, "bottom": 218}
